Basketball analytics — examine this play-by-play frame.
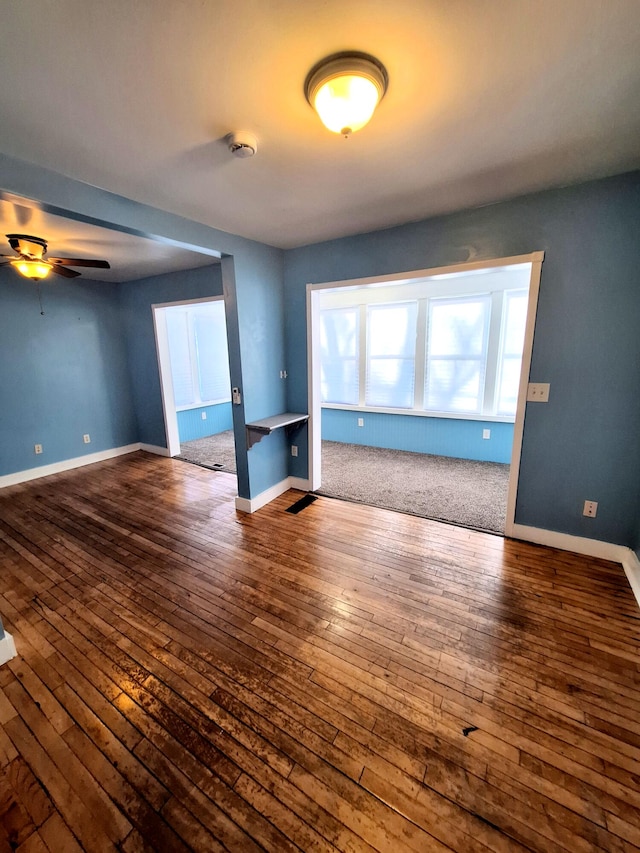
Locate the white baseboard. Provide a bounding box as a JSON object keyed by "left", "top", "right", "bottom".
{"left": 288, "top": 476, "right": 311, "bottom": 491}
{"left": 0, "top": 443, "right": 141, "bottom": 489}
{"left": 139, "top": 443, "right": 170, "bottom": 457}
{"left": 621, "top": 549, "right": 640, "bottom": 610}
{"left": 235, "top": 476, "right": 310, "bottom": 514}
{"left": 0, "top": 632, "right": 17, "bottom": 666}
{"left": 510, "top": 523, "right": 639, "bottom": 610}
{"left": 509, "top": 524, "right": 629, "bottom": 563}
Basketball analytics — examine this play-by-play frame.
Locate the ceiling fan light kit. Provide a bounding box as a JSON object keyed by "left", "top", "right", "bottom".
{"left": 0, "top": 233, "right": 110, "bottom": 282}
{"left": 11, "top": 259, "right": 52, "bottom": 281}
{"left": 304, "top": 51, "right": 388, "bottom": 137}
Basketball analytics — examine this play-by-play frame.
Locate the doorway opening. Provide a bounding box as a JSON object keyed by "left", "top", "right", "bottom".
{"left": 153, "top": 297, "right": 237, "bottom": 479}
{"left": 307, "top": 253, "right": 544, "bottom": 535}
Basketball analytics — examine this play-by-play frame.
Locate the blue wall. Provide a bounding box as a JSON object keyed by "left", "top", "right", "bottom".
{"left": 322, "top": 409, "right": 513, "bottom": 463}
{"left": 1, "top": 152, "right": 638, "bottom": 551}
{"left": 0, "top": 154, "right": 287, "bottom": 501}
{"left": 118, "top": 265, "right": 225, "bottom": 446}
{"left": 177, "top": 402, "right": 233, "bottom": 443}
{"left": 285, "top": 172, "right": 640, "bottom": 547}
{"left": 0, "top": 267, "right": 137, "bottom": 476}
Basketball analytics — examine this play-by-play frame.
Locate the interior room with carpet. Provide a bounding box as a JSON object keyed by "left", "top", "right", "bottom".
{"left": 0, "top": 2, "right": 639, "bottom": 851}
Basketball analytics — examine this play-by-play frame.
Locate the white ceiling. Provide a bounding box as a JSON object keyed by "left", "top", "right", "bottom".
{"left": 0, "top": 194, "right": 218, "bottom": 282}
{"left": 0, "top": 0, "right": 638, "bottom": 251}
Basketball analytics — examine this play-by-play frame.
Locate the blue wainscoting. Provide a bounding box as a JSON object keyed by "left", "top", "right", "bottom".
{"left": 177, "top": 402, "right": 233, "bottom": 443}
{"left": 321, "top": 408, "right": 514, "bottom": 463}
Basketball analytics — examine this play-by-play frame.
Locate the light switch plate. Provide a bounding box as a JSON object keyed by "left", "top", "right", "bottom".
{"left": 527, "top": 382, "right": 550, "bottom": 402}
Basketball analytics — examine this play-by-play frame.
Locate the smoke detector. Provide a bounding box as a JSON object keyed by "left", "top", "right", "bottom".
{"left": 227, "top": 132, "right": 257, "bottom": 158}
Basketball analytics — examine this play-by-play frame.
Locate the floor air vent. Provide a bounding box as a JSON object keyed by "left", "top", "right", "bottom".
{"left": 285, "top": 495, "right": 318, "bottom": 514}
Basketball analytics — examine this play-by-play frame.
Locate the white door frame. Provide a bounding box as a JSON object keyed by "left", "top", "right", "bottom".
{"left": 306, "top": 251, "right": 544, "bottom": 535}
{"left": 152, "top": 295, "right": 227, "bottom": 458}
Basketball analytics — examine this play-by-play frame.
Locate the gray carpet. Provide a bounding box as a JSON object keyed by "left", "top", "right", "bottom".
{"left": 178, "top": 431, "right": 509, "bottom": 534}
{"left": 178, "top": 430, "right": 237, "bottom": 473}
{"left": 317, "top": 441, "right": 509, "bottom": 534}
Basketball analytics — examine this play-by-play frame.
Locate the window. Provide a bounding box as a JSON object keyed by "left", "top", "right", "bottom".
{"left": 366, "top": 302, "right": 417, "bottom": 408}
{"left": 320, "top": 307, "right": 359, "bottom": 405}
{"left": 165, "top": 302, "right": 231, "bottom": 409}
{"left": 495, "top": 289, "right": 528, "bottom": 416}
{"left": 319, "top": 267, "right": 529, "bottom": 420}
{"left": 425, "top": 295, "right": 490, "bottom": 414}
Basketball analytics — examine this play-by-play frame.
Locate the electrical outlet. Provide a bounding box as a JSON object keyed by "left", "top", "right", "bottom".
{"left": 34, "top": 443, "right": 43, "bottom": 455}
{"left": 291, "top": 445, "right": 298, "bottom": 457}
{"left": 358, "top": 417, "right": 364, "bottom": 427}
{"left": 583, "top": 500, "right": 598, "bottom": 518}
{"left": 201, "top": 411, "right": 207, "bottom": 420}
{"left": 280, "top": 370, "right": 288, "bottom": 379}
{"left": 527, "top": 382, "right": 550, "bottom": 402}
{"left": 83, "top": 434, "right": 91, "bottom": 444}
{"left": 482, "top": 429, "right": 491, "bottom": 440}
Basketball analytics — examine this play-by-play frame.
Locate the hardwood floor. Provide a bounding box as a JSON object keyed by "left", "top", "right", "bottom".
{"left": 0, "top": 451, "right": 639, "bottom": 852}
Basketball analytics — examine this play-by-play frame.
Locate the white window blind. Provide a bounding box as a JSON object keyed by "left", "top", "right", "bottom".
{"left": 194, "top": 312, "right": 231, "bottom": 403}
{"left": 165, "top": 302, "right": 231, "bottom": 409}
{"left": 496, "top": 289, "right": 528, "bottom": 416}
{"left": 425, "top": 295, "right": 491, "bottom": 414}
{"left": 366, "top": 302, "right": 417, "bottom": 408}
{"left": 318, "top": 272, "right": 529, "bottom": 420}
{"left": 320, "top": 307, "right": 359, "bottom": 405}
{"left": 166, "top": 310, "right": 195, "bottom": 407}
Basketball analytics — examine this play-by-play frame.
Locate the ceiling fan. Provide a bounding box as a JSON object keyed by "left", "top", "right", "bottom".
{"left": 0, "top": 233, "right": 110, "bottom": 281}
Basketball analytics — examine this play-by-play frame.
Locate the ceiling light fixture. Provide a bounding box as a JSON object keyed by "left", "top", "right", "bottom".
{"left": 304, "top": 51, "right": 388, "bottom": 138}
{"left": 10, "top": 259, "right": 52, "bottom": 281}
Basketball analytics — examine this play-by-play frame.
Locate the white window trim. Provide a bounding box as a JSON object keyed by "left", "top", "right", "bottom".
{"left": 175, "top": 399, "right": 231, "bottom": 412}
{"left": 320, "top": 403, "right": 515, "bottom": 423}
{"left": 152, "top": 295, "right": 228, "bottom": 457}
{"left": 307, "top": 251, "right": 545, "bottom": 539}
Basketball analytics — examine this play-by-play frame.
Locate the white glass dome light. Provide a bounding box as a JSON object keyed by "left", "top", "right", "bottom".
{"left": 305, "top": 52, "right": 389, "bottom": 138}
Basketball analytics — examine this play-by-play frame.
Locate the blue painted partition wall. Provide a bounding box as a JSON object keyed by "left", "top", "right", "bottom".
{"left": 0, "top": 153, "right": 287, "bottom": 501}
{"left": 285, "top": 172, "right": 640, "bottom": 547}
{"left": 322, "top": 409, "right": 514, "bottom": 463}
{"left": 177, "top": 403, "right": 233, "bottom": 443}
{"left": 118, "top": 264, "right": 225, "bottom": 445}
{"left": 0, "top": 267, "right": 137, "bottom": 477}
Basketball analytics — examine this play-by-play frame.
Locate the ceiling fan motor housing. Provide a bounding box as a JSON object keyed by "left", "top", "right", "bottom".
{"left": 7, "top": 233, "right": 47, "bottom": 259}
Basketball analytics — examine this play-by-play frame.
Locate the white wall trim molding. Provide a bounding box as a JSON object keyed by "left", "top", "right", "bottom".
{"left": 235, "top": 476, "right": 310, "bottom": 514}
{"left": 139, "top": 444, "right": 170, "bottom": 457}
{"left": 0, "top": 632, "right": 17, "bottom": 666}
{"left": 288, "top": 476, "right": 311, "bottom": 492}
{"left": 0, "top": 444, "right": 142, "bottom": 489}
{"left": 509, "top": 524, "right": 628, "bottom": 562}
{"left": 510, "top": 524, "right": 640, "bottom": 610}
{"left": 621, "top": 549, "right": 640, "bottom": 610}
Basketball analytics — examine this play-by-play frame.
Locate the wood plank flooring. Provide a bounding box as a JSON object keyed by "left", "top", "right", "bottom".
{"left": 0, "top": 451, "right": 639, "bottom": 852}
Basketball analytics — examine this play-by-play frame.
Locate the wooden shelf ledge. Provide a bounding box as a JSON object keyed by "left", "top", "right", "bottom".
{"left": 246, "top": 412, "right": 309, "bottom": 449}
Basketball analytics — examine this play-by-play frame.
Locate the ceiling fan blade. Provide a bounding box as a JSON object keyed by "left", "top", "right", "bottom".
{"left": 50, "top": 263, "right": 81, "bottom": 278}
{"left": 48, "top": 257, "right": 110, "bottom": 269}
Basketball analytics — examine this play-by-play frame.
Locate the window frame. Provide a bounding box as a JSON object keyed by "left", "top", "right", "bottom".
{"left": 165, "top": 302, "right": 231, "bottom": 411}
{"left": 317, "top": 268, "right": 531, "bottom": 422}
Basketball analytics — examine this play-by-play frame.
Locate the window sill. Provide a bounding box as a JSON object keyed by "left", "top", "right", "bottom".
{"left": 321, "top": 404, "right": 515, "bottom": 424}
{"left": 176, "top": 399, "right": 231, "bottom": 412}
